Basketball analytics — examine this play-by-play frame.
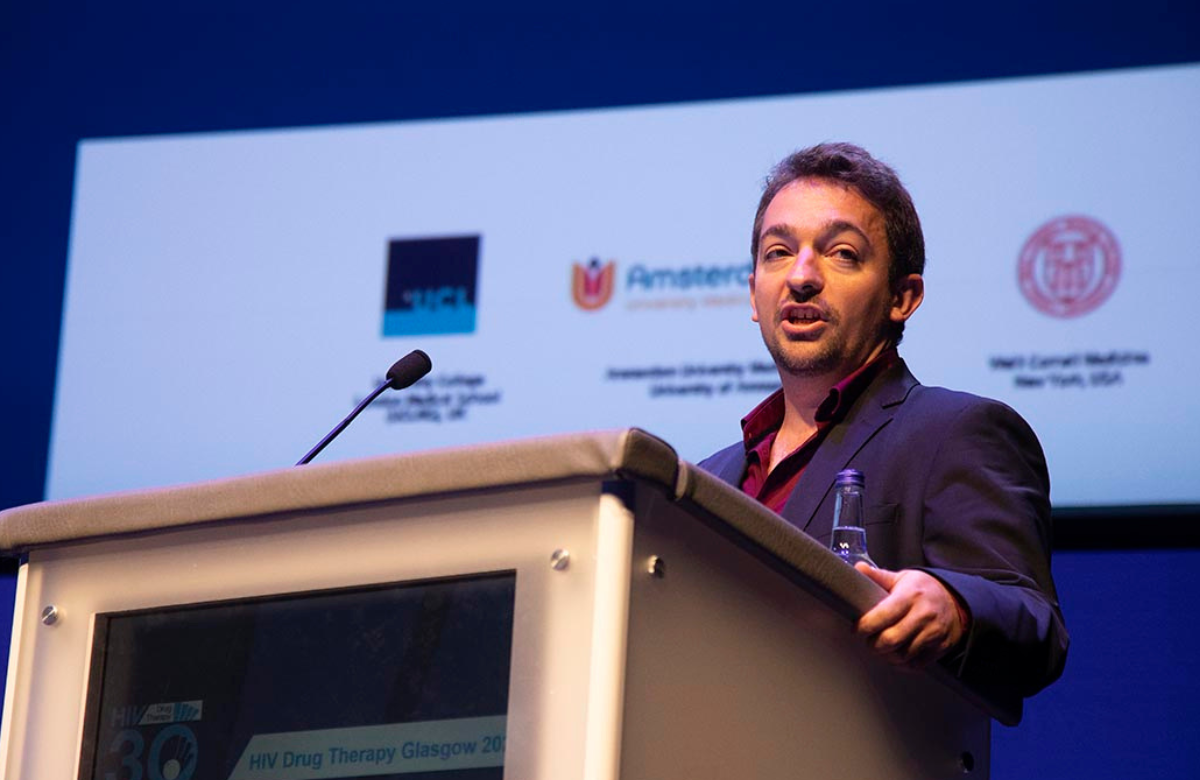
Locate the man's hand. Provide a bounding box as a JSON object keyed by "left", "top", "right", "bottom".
{"left": 854, "top": 564, "right": 967, "bottom": 669}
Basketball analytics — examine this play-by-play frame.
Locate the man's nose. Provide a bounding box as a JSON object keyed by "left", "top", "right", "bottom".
{"left": 787, "top": 248, "right": 823, "bottom": 295}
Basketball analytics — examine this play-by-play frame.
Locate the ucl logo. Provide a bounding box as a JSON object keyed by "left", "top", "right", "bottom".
{"left": 383, "top": 235, "right": 481, "bottom": 337}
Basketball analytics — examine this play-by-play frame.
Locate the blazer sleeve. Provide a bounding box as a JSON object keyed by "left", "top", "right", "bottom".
{"left": 914, "top": 397, "right": 1069, "bottom": 698}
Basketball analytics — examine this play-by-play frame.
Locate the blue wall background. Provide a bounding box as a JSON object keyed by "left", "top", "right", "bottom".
{"left": 3, "top": 2, "right": 1198, "bottom": 776}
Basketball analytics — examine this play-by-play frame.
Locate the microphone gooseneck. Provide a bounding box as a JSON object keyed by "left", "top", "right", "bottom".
{"left": 296, "top": 350, "right": 433, "bottom": 466}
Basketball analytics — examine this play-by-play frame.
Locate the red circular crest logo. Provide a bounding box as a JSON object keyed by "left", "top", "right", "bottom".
{"left": 1018, "top": 215, "right": 1120, "bottom": 318}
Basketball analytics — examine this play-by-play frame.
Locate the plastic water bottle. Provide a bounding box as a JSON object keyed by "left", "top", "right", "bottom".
{"left": 830, "top": 468, "right": 876, "bottom": 568}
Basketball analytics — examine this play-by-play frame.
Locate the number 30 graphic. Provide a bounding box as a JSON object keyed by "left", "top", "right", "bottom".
{"left": 107, "top": 724, "right": 197, "bottom": 780}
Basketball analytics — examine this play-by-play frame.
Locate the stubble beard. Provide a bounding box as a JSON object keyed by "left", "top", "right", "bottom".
{"left": 761, "top": 308, "right": 892, "bottom": 381}
{"left": 763, "top": 330, "right": 847, "bottom": 378}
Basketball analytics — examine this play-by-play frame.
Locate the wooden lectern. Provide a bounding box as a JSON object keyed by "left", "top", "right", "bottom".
{"left": 0, "top": 429, "right": 1010, "bottom": 779}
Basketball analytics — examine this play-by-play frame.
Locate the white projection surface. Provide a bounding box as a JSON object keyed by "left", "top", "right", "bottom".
{"left": 48, "top": 64, "right": 1200, "bottom": 507}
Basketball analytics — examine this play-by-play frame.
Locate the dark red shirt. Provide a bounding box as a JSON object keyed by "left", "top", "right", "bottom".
{"left": 740, "top": 349, "right": 898, "bottom": 512}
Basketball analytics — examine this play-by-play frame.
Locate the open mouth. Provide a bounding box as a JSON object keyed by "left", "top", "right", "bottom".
{"left": 782, "top": 304, "right": 826, "bottom": 325}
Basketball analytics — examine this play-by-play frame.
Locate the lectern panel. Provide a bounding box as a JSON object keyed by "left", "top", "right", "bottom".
{"left": 1, "top": 482, "right": 630, "bottom": 780}
{"left": 78, "top": 573, "right": 514, "bottom": 780}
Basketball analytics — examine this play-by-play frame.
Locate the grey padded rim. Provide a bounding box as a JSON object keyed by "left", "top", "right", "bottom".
{"left": 0, "top": 427, "right": 1016, "bottom": 723}
{"left": 0, "top": 429, "right": 658, "bottom": 552}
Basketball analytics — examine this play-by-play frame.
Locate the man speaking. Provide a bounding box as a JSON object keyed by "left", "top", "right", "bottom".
{"left": 701, "top": 143, "right": 1068, "bottom": 699}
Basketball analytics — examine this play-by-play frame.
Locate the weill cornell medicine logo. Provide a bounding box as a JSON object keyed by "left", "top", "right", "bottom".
{"left": 1018, "top": 216, "right": 1120, "bottom": 318}
{"left": 383, "top": 235, "right": 481, "bottom": 336}
{"left": 572, "top": 257, "right": 616, "bottom": 311}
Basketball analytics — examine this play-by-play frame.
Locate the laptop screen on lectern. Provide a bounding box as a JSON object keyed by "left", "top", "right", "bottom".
{"left": 78, "top": 572, "right": 516, "bottom": 780}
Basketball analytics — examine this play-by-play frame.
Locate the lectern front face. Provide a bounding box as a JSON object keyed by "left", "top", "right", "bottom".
{"left": 79, "top": 573, "right": 515, "bottom": 780}
{"left": 0, "top": 482, "right": 636, "bottom": 780}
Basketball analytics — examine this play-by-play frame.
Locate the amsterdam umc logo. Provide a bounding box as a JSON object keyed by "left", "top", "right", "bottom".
{"left": 383, "top": 235, "right": 481, "bottom": 336}
{"left": 572, "top": 257, "right": 615, "bottom": 311}
{"left": 1018, "top": 216, "right": 1120, "bottom": 318}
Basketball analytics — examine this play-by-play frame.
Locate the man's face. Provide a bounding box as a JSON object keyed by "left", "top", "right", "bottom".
{"left": 750, "top": 178, "right": 922, "bottom": 384}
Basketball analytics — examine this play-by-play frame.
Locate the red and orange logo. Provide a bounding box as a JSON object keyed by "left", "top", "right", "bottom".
{"left": 571, "top": 258, "right": 616, "bottom": 311}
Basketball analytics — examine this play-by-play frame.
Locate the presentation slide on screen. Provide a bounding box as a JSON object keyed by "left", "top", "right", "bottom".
{"left": 48, "top": 63, "right": 1200, "bottom": 508}
{"left": 83, "top": 575, "right": 514, "bottom": 780}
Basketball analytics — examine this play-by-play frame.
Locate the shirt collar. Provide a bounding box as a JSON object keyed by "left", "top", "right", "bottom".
{"left": 740, "top": 347, "right": 900, "bottom": 451}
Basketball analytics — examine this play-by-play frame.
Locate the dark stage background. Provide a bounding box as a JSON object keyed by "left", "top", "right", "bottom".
{"left": 2, "top": 2, "right": 1198, "bottom": 776}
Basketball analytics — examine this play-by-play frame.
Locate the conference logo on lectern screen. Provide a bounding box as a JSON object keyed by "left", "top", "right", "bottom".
{"left": 383, "top": 235, "right": 480, "bottom": 336}
{"left": 1018, "top": 216, "right": 1120, "bottom": 318}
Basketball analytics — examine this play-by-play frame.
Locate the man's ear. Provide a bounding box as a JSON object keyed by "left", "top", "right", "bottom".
{"left": 749, "top": 271, "right": 760, "bottom": 323}
{"left": 889, "top": 274, "right": 924, "bottom": 324}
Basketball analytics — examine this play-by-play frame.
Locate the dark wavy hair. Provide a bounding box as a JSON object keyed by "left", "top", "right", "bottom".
{"left": 751, "top": 142, "right": 925, "bottom": 282}
{"left": 750, "top": 142, "right": 926, "bottom": 343}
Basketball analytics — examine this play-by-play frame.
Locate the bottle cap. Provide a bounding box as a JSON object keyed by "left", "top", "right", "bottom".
{"left": 835, "top": 468, "right": 865, "bottom": 488}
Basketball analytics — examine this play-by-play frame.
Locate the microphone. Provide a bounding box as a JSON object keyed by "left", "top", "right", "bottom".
{"left": 296, "top": 350, "right": 432, "bottom": 466}
{"left": 384, "top": 349, "right": 433, "bottom": 390}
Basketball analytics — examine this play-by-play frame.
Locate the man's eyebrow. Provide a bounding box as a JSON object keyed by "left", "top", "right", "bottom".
{"left": 758, "top": 220, "right": 875, "bottom": 248}
{"left": 818, "top": 219, "right": 874, "bottom": 249}
{"left": 760, "top": 223, "right": 799, "bottom": 243}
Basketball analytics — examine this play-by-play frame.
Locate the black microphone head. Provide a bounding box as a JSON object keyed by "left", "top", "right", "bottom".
{"left": 386, "top": 350, "right": 433, "bottom": 390}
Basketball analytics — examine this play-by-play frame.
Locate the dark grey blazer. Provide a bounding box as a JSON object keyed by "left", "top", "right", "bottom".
{"left": 699, "top": 359, "right": 1069, "bottom": 700}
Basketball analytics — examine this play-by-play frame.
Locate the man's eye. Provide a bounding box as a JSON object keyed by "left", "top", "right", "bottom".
{"left": 763, "top": 247, "right": 790, "bottom": 261}
{"left": 832, "top": 248, "right": 860, "bottom": 262}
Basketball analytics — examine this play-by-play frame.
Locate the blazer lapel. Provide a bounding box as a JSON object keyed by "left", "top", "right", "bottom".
{"left": 711, "top": 450, "right": 748, "bottom": 486}
{"left": 781, "top": 361, "right": 918, "bottom": 535}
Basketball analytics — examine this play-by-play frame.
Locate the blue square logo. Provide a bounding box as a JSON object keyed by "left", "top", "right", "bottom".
{"left": 383, "top": 235, "right": 480, "bottom": 337}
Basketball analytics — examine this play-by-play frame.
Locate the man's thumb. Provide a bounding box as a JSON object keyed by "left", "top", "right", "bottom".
{"left": 855, "top": 563, "right": 899, "bottom": 591}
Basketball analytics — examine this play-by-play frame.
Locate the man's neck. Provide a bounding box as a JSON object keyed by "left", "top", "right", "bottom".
{"left": 769, "top": 344, "right": 893, "bottom": 470}
{"left": 769, "top": 384, "right": 825, "bottom": 470}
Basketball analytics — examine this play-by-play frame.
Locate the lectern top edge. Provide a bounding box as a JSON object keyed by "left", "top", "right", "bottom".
{"left": 0, "top": 429, "right": 671, "bottom": 554}
{"left": 0, "top": 428, "right": 902, "bottom": 627}
{"left": 0, "top": 427, "right": 1019, "bottom": 725}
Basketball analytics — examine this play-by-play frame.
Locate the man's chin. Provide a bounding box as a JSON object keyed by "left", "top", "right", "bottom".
{"left": 768, "top": 345, "right": 840, "bottom": 378}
